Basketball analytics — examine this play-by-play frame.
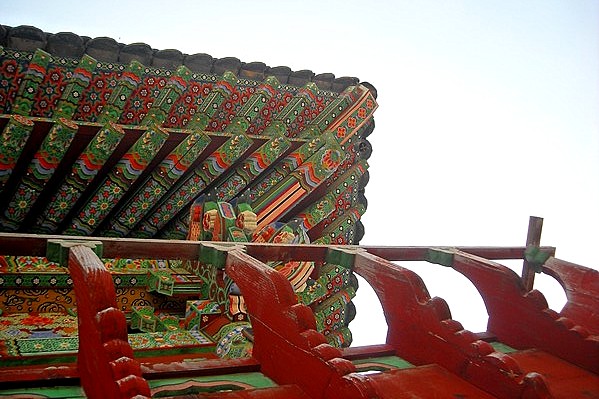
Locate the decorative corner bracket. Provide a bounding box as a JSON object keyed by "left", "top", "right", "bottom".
{"left": 199, "top": 242, "right": 245, "bottom": 269}
{"left": 524, "top": 246, "right": 551, "bottom": 273}
{"left": 326, "top": 246, "right": 364, "bottom": 269}
{"left": 46, "top": 239, "right": 103, "bottom": 267}
{"left": 425, "top": 248, "right": 455, "bottom": 267}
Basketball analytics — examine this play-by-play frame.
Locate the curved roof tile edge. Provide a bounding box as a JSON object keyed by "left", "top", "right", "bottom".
{"left": 0, "top": 24, "right": 377, "bottom": 97}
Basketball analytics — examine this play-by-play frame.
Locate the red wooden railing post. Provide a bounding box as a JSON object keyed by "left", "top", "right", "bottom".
{"left": 352, "top": 249, "right": 552, "bottom": 399}
{"left": 223, "top": 246, "right": 377, "bottom": 399}
{"left": 68, "top": 244, "right": 151, "bottom": 399}
{"left": 449, "top": 249, "right": 599, "bottom": 374}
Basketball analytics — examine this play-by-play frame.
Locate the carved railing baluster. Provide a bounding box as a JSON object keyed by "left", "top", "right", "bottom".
{"left": 542, "top": 257, "right": 599, "bottom": 335}
{"left": 68, "top": 244, "right": 151, "bottom": 399}
{"left": 352, "top": 249, "right": 552, "bottom": 399}
{"left": 446, "top": 249, "right": 599, "bottom": 374}
{"left": 224, "top": 247, "right": 377, "bottom": 399}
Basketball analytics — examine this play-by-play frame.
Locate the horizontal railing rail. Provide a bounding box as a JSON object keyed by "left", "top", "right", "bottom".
{"left": 0, "top": 232, "right": 555, "bottom": 262}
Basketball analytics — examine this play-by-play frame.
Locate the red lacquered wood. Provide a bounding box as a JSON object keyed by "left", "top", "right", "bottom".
{"left": 542, "top": 257, "right": 599, "bottom": 335}
{"left": 353, "top": 250, "right": 551, "bottom": 399}
{"left": 68, "top": 245, "right": 151, "bottom": 399}
{"left": 366, "top": 365, "right": 497, "bottom": 398}
{"left": 361, "top": 245, "right": 556, "bottom": 262}
{"left": 2, "top": 230, "right": 596, "bottom": 398}
{"left": 0, "top": 363, "right": 78, "bottom": 384}
{"left": 0, "top": 232, "right": 554, "bottom": 262}
{"left": 140, "top": 357, "right": 261, "bottom": 380}
{"left": 508, "top": 349, "right": 599, "bottom": 398}
{"left": 225, "top": 249, "right": 378, "bottom": 399}
{"left": 450, "top": 249, "right": 599, "bottom": 374}
{"left": 159, "top": 384, "right": 311, "bottom": 398}
{"left": 340, "top": 344, "right": 396, "bottom": 361}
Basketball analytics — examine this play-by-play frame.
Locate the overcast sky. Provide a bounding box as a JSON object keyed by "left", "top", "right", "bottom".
{"left": 4, "top": 0, "right": 598, "bottom": 345}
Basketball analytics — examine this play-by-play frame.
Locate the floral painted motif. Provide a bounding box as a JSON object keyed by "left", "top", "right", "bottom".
{"left": 65, "top": 127, "right": 168, "bottom": 235}
{"left": 0, "top": 47, "right": 374, "bottom": 252}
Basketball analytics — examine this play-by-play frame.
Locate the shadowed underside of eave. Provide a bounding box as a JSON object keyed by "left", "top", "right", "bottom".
{"left": 0, "top": 25, "right": 377, "bottom": 243}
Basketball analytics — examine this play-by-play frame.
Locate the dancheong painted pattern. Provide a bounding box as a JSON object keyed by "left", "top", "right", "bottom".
{"left": 0, "top": 25, "right": 597, "bottom": 399}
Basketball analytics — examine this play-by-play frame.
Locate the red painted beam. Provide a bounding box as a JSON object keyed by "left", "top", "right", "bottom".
{"left": 140, "top": 357, "right": 261, "bottom": 380}
{"left": 340, "top": 344, "right": 396, "bottom": 361}
{"left": 0, "top": 363, "right": 78, "bottom": 385}
{"left": 365, "top": 365, "right": 497, "bottom": 399}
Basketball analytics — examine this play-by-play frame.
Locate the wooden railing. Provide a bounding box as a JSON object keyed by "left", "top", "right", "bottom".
{"left": 351, "top": 248, "right": 551, "bottom": 399}
{"left": 445, "top": 249, "right": 599, "bottom": 374}
{"left": 0, "top": 232, "right": 554, "bottom": 260}
{"left": 5, "top": 231, "right": 598, "bottom": 399}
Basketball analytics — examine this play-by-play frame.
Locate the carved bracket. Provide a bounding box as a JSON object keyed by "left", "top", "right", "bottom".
{"left": 47, "top": 239, "right": 103, "bottom": 266}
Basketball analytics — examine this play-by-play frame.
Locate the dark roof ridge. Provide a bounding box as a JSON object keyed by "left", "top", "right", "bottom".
{"left": 0, "top": 24, "right": 376, "bottom": 96}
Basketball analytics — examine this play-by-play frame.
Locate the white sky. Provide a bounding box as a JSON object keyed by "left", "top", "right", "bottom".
{"left": 4, "top": 0, "right": 598, "bottom": 346}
